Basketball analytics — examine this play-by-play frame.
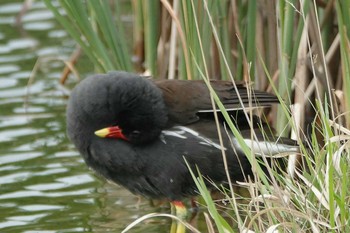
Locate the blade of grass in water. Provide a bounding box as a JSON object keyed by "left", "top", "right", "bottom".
{"left": 44, "top": 0, "right": 132, "bottom": 72}
{"left": 43, "top": 0, "right": 105, "bottom": 71}
{"left": 142, "top": 1, "right": 160, "bottom": 75}
{"left": 186, "top": 161, "right": 234, "bottom": 233}
{"left": 276, "top": 0, "right": 297, "bottom": 136}
{"left": 336, "top": 1, "right": 350, "bottom": 128}
{"left": 88, "top": 1, "right": 132, "bottom": 71}
{"left": 245, "top": 0, "right": 257, "bottom": 80}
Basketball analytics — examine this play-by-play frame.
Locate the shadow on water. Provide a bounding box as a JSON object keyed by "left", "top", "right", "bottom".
{"left": 0, "top": 0, "right": 169, "bottom": 232}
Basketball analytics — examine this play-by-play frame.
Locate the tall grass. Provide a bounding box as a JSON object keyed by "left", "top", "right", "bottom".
{"left": 46, "top": 0, "right": 350, "bottom": 232}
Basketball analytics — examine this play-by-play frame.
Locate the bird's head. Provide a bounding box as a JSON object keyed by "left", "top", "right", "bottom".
{"left": 67, "top": 71, "right": 168, "bottom": 145}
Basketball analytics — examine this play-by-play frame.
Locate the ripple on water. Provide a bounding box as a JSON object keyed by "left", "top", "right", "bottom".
{"left": 0, "top": 16, "right": 15, "bottom": 25}
{"left": 7, "top": 213, "right": 48, "bottom": 222}
{"left": 0, "top": 117, "right": 30, "bottom": 129}
{"left": 31, "top": 0, "right": 56, "bottom": 10}
{"left": 0, "top": 152, "right": 43, "bottom": 165}
{"left": 23, "top": 231, "right": 56, "bottom": 233}
{"left": 54, "top": 151, "right": 80, "bottom": 158}
{"left": 9, "top": 71, "right": 32, "bottom": 79}
{"left": 0, "top": 81, "right": 46, "bottom": 98}
{"left": 0, "top": 190, "right": 43, "bottom": 200}
{"left": 1, "top": 214, "right": 48, "bottom": 230}
{"left": 0, "top": 115, "right": 54, "bottom": 128}
{"left": 0, "top": 54, "right": 35, "bottom": 63}
{"left": 23, "top": 174, "right": 94, "bottom": 192}
{"left": 14, "top": 106, "right": 46, "bottom": 113}
{"left": 26, "top": 182, "right": 67, "bottom": 191}
{"left": 35, "top": 167, "right": 68, "bottom": 176}
{"left": 36, "top": 46, "right": 70, "bottom": 57}
{"left": 0, "top": 3, "right": 22, "bottom": 14}
{"left": 0, "top": 64, "right": 20, "bottom": 74}
{"left": 21, "top": 10, "right": 54, "bottom": 22}
{"left": 0, "top": 187, "right": 94, "bottom": 202}
{"left": 48, "top": 30, "right": 67, "bottom": 38}
{"left": 56, "top": 174, "right": 95, "bottom": 187}
{"left": 10, "top": 140, "right": 56, "bottom": 153}
{"left": 0, "top": 87, "right": 27, "bottom": 98}
{"left": 29, "top": 136, "right": 64, "bottom": 148}
{"left": 0, "top": 172, "right": 32, "bottom": 185}
{"left": 0, "top": 78, "right": 18, "bottom": 89}
{"left": 0, "top": 128, "right": 46, "bottom": 142}
{"left": 44, "top": 188, "right": 93, "bottom": 197}
{"left": 0, "top": 220, "right": 27, "bottom": 229}
{"left": 0, "top": 165, "right": 19, "bottom": 172}
{"left": 20, "top": 204, "right": 64, "bottom": 211}
{"left": 25, "top": 230, "right": 83, "bottom": 233}
{"left": 0, "top": 38, "right": 38, "bottom": 53}
{"left": 23, "top": 22, "right": 55, "bottom": 31}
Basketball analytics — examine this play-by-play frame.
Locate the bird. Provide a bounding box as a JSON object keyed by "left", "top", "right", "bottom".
{"left": 66, "top": 71, "right": 299, "bottom": 233}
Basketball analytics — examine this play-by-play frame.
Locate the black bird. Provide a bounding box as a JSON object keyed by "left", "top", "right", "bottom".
{"left": 66, "top": 71, "right": 298, "bottom": 232}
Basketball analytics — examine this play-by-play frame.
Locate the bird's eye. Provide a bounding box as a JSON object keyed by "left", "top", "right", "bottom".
{"left": 130, "top": 130, "right": 141, "bottom": 137}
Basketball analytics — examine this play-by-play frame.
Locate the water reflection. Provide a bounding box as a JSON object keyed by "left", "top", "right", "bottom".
{"left": 0, "top": 0, "right": 168, "bottom": 232}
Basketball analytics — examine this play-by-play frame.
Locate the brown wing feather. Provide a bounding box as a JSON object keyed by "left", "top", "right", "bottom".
{"left": 153, "top": 79, "right": 279, "bottom": 125}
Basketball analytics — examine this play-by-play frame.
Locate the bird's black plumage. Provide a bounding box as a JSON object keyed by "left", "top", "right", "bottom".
{"left": 66, "top": 71, "right": 298, "bottom": 200}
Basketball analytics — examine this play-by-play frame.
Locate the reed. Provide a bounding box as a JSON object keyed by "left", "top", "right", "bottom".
{"left": 46, "top": 0, "right": 350, "bottom": 232}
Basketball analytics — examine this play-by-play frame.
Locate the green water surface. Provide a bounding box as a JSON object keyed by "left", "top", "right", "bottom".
{"left": 0, "top": 1, "right": 169, "bottom": 232}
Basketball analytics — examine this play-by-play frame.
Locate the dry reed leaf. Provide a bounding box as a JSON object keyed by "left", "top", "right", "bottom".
{"left": 329, "top": 119, "right": 350, "bottom": 135}
{"left": 295, "top": 170, "right": 329, "bottom": 210}
{"left": 266, "top": 222, "right": 299, "bottom": 233}
{"left": 122, "top": 212, "right": 200, "bottom": 233}
{"left": 241, "top": 227, "right": 256, "bottom": 233}
{"left": 330, "top": 140, "right": 350, "bottom": 174}
{"left": 203, "top": 212, "right": 216, "bottom": 233}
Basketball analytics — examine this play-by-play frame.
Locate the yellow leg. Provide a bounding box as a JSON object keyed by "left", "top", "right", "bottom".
{"left": 170, "top": 203, "right": 177, "bottom": 233}
{"left": 170, "top": 201, "right": 187, "bottom": 233}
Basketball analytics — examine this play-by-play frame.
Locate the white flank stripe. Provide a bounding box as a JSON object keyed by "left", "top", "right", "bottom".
{"left": 162, "top": 126, "right": 226, "bottom": 150}
{"left": 232, "top": 138, "right": 299, "bottom": 156}
{"left": 162, "top": 130, "right": 187, "bottom": 139}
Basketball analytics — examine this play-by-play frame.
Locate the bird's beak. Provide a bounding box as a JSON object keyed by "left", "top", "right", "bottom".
{"left": 94, "top": 126, "right": 128, "bottom": 141}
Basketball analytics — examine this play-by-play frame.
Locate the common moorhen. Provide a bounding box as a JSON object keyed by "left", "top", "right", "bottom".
{"left": 66, "top": 71, "right": 299, "bottom": 232}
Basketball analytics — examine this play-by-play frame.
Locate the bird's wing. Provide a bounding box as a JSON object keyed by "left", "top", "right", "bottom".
{"left": 154, "top": 79, "right": 279, "bottom": 125}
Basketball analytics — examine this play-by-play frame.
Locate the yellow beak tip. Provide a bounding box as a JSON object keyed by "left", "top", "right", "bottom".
{"left": 94, "top": 128, "right": 109, "bottom": 138}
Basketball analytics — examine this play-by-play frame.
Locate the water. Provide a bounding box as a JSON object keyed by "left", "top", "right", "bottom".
{"left": 0, "top": 1, "right": 169, "bottom": 232}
